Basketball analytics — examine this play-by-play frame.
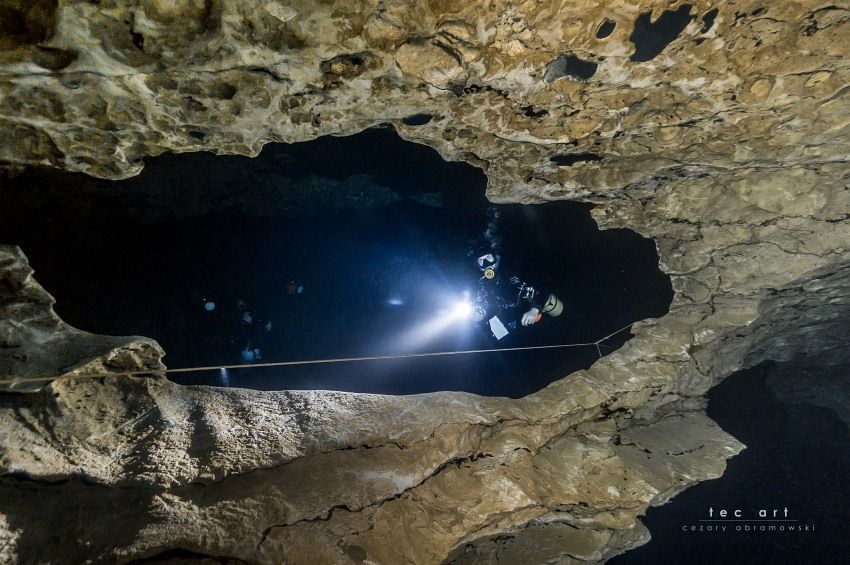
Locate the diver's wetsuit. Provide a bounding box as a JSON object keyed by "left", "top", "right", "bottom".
{"left": 477, "top": 271, "right": 550, "bottom": 332}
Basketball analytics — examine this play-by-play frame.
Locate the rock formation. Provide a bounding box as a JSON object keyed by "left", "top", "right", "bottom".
{"left": 0, "top": 246, "right": 164, "bottom": 392}
{"left": 1, "top": 0, "right": 849, "bottom": 563}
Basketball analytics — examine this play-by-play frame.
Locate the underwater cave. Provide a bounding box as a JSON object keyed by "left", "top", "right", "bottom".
{"left": 612, "top": 359, "right": 850, "bottom": 564}
{"left": 1, "top": 0, "right": 849, "bottom": 562}
{"left": 0, "top": 127, "right": 672, "bottom": 397}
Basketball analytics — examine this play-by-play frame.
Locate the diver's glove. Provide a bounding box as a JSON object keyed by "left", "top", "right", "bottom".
{"left": 521, "top": 307, "right": 541, "bottom": 326}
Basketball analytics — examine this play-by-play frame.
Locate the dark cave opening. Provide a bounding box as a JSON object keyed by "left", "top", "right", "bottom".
{"left": 596, "top": 20, "right": 616, "bottom": 40}
{"left": 401, "top": 113, "right": 433, "bottom": 126}
{"left": 550, "top": 152, "right": 603, "bottom": 167}
{"left": 611, "top": 360, "right": 850, "bottom": 564}
{"left": 0, "top": 127, "right": 672, "bottom": 397}
{"left": 629, "top": 4, "right": 695, "bottom": 63}
{"left": 700, "top": 8, "right": 719, "bottom": 34}
{"left": 543, "top": 54, "right": 598, "bottom": 83}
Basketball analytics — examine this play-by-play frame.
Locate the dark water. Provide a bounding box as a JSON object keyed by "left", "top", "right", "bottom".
{"left": 0, "top": 128, "right": 672, "bottom": 396}
{"left": 611, "top": 362, "right": 850, "bottom": 564}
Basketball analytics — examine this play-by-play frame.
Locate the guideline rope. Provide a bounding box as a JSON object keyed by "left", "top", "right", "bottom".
{"left": 0, "top": 322, "right": 637, "bottom": 387}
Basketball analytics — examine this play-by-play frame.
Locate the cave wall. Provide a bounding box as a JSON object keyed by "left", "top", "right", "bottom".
{"left": 1, "top": 0, "right": 849, "bottom": 563}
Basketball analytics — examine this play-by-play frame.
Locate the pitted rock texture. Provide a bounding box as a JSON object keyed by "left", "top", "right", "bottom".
{"left": 1, "top": 0, "right": 850, "bottom": 563}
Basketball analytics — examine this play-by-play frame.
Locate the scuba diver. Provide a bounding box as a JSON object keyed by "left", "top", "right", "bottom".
{"left": 236, "top": 299, "right": 272, "bottom": 362}
{"left": 470, "top": 252, "right": 564, "bottom": 340}
{"left": 196, "top": 294, "right": 273, "bottom": 364}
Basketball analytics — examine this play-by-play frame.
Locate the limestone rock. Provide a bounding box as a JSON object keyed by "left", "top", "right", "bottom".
{"left": 263, "top": 2, "right": 298, "bottom": 24}
{"left": 1, "top": 0, "right": 850, "bottom": 563}
{"left": 0, "top": 245, "right": 164, "bottom": 393}
{"left": 395, "top": 39, "right": 469, "bottom": 91}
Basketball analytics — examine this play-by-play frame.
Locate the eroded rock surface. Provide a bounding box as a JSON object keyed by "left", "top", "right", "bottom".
{"left": 1, "top": 0, "right": 849, "bottom": 563}
{"left": 0, "top": 245, "right": 163, "bottom": 392}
